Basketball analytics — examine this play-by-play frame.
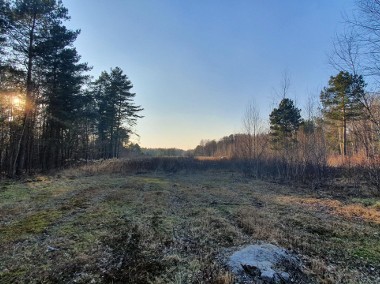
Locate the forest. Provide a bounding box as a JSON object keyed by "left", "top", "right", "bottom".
{"left": 0, "top": 0, "right": 142, "bottom": 177}
{"left": 192, "top": 73, "right": 380, "bottom": 190}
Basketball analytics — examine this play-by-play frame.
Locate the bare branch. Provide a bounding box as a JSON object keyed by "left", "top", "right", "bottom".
{"left": 329, "top": 28, "right": 361, "bottom": 75}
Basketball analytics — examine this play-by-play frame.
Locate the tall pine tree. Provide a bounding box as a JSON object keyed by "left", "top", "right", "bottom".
{"left": 93, "top": 67, "right": 143, "bottom": 159}
{"left": 6, "top": 0, "right": 70, "bottom": 175}
{"left": 37, "top": 24, "right": 90, "bottom": 169}
{"left": 320, "top": 71, "right": 366, "bottom": 156}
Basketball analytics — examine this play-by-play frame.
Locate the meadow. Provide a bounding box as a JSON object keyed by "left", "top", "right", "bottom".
{"left": 0, "top": 158, "right": 379, "bottom": 283}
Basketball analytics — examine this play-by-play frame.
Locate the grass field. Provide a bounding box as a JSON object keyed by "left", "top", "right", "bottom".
{"left": 1, "top": 161, "right": 380, "bottom": 283}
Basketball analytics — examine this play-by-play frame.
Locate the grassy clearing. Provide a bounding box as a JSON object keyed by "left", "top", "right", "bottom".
{"left": 0, "top": 166, "right": 380, "bottom": 283}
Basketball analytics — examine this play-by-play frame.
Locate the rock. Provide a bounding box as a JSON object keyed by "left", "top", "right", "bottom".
{"left": 227, "top": 243, "right": 296, "bottom": 283}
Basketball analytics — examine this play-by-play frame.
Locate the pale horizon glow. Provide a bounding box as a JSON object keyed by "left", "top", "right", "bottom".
{"left": 62, "top": 0, "right": 356, "bottom": 150}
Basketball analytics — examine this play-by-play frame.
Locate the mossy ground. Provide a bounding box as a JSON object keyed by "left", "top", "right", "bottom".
{"left": 0, "top": 166, "right": 379, "bottom": 283}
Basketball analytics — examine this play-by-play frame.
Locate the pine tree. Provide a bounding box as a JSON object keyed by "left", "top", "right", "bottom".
{"left": 93, "top": 67, "right": 143, "bottom": 159}
{"left": 37, "top": 24, "right": 90, "bottom": 169}
{"left": 6, "top": 0, "right": 70, "bottom": 175}
{"left": 0, "top": 0, "right": 9, "bottom": 58}
{"left": 269, "top": 98, "right": 302, "bottom": 149}
{"left": 320, "top": 71, "right": 366, "bottom": 156}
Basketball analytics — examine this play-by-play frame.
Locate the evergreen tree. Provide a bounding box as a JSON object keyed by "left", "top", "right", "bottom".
{"left": 93, "top": 67, "right": 143, "bottom": 159}
{"left": 0, "top": 1, "right": 144, "bottom": 174}
{"left": 37, "top": 24, "right": 90, "bottom": 169}
{"left": 6, "top": 0, "right": 70, "bottom": 175}
{"left": 269, "top": 98, "right": 302, "bottom": 149}
{"left": 0, "top": 0, "right": 15, "bottom": 88}
{"left": 320, "top": 71, "right": 366, "bottom": 156}
{"left": 0, "top": 0, "right": 9, "bottom": 57}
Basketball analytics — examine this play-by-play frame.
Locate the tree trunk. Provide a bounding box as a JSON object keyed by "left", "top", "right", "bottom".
{"left": 15, "top": 13, "right": 36, "bottom": 175}
{"left": 343, "top": 107, "right": 347, "bottom": 157}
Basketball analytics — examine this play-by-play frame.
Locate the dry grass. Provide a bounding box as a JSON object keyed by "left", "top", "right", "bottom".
{"left": 277, "top": 196, "right": 380, "bottom": 224}
{"left": 0, "top": 162, "right": 379, "bottom": 283}
{"left": 194, "top": 156, "right": 227, "bottom": 161}
{"left": 327, "top": 153, "right": 370, "bottom": 167}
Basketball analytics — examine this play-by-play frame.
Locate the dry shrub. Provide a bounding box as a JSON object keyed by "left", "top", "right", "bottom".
{"left": 326, "top": 154, "right": 380, "bottom": 195}
{"left": 62, "top": 157, "right": 241, "bottom": 177}
{"left": 363, "top": 157, "right": 380, "bottom": 195}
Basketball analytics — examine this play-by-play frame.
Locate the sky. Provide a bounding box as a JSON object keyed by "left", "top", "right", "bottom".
{"left": 62, "top": 0, "right": 356, "bottom": 150}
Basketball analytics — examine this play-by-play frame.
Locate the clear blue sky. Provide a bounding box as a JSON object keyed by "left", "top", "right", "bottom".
{"left": 62, "top": 0, "right": 355, "bottom": 150}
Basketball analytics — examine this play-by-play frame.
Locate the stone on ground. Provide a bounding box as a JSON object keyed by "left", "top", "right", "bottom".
{"left": 227, "top": 243, "right": 298, "bottom": 283}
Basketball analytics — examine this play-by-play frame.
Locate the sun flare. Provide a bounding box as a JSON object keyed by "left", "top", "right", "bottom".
{"left": 11, "top": 95, "right": 25, "bottom": 108}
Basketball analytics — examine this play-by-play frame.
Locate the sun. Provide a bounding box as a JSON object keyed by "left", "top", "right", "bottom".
{"left": 11, "top": 95, "right": 25, "bottom": 108}
{"left": 12, "top": 96, "right": 21, "bottom": 105}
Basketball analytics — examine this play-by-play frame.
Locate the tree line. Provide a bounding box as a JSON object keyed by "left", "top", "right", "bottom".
{"left": 194, "top": 1, "right": 380, "bottom": 187}
{"left": 0, "top": 0, "right": 142, "bottom": 176}
{"left": 194, "top": 69, "right": 380, "bottom": 181}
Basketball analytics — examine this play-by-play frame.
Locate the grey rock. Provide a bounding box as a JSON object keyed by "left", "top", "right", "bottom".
{"left": 227, "top": 243, "right": 296, "bottom": 283}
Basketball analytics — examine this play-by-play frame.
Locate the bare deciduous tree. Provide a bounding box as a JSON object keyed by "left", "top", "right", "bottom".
{"left": 242, "top": 101, "right": 261, "bottom": 160}
{"left": 278, "top": 70, "right": 291, "bottom": 99}
{"left": 329, "top": 29, "right": 361, "bottom": 75}
{"left": 332, "top": 0, "right": 380, "bottom": 79}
